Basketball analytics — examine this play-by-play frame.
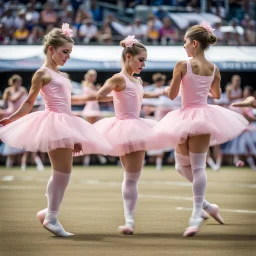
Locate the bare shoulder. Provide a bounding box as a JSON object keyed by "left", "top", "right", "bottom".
{"left": 32, "top": 68, "right": 51, "bottom": 86}
{"left": 3, "top": 87, "right": 11, "bottom": 94}
{"left": 175, "top": 60, "right": 187, "bottom": 76}
{"left": 108, "top": 73, "right": 125, "bottom": 86}
{"left": 214, "top": 65, "right": 220, "bottom": 76}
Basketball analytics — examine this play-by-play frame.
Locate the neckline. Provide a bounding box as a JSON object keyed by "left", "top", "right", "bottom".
{"left": 42, "top": 66, "right": 67, "bottom": 79}
{"left": 188, "top": 61, "right": 215, "bottom": 77}
{"left": 120, "top": 72, "right": 141, "bottom": 85}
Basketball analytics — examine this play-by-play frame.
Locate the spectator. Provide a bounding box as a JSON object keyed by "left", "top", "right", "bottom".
{"left": 98, "top": 21, "right": 112, "bottom": 44}
{"left": 25, "top": 3, "right": 40, "bottom": 30}
{"left": 40, "top": 2, "right": 58, "bottom": 28}
{"left": 213, "top": 21, "right": 225, "bottom": 44}
{"left": 146, "top": 20, "right": 160, "bottom": 44}
{"left": 1, "top": 8, "right": 15, "bottom": 37}
{"left": 59, "top": 9, "right": 73, "bottom": 25}
{"left": 79, "top": 18, "right": 99, "bottom": 43}
{"left": 226, "top": 74, "right": 243, "bottom": 103}
{"left": 244, "top": 20, "right": 256, "bottom": 46}
{"left": 13, "top": 23, "right": 29, "bottom": 43}
{"left": 27, "top": 25, "right": 43, "bottom": 44}
{"left": 89, "top": 0, "right": 103, "bottom": 22}
{"left": 159, "top": 17, "right": 177, "bottom": 45}
{"left": 14, "top": 9, "right": 26, "bottom": 29}
{"left": 127, "top": 18, "right": 147, "bottom": 41}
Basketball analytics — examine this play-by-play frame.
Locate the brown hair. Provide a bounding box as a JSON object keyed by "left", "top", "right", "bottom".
{"left": 43, "top": 28, "right": 74, "bottom": 54}
{"left": 152, "top": 73, "right": 166, "bottom": 82}
{"left": 120, "top": 39, "right": 147, "bottom": 62}
{"left": 186, "top": 25, "right": 217, "bottom": 50}
{"left": 8, "top": 74, "right": 22, "bottom": 86}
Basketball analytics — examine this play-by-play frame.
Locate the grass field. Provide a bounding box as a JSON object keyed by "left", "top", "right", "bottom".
{"left": 0, "top": 165, "right": 255, "bottom": 256}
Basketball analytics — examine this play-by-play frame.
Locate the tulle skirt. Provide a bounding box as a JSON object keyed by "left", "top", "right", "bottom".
{"left": 0, "top": 110, "right": 112, "bottom": 156}
{"left": 152, "top": 105, "right": 248, "bottom": 149}
{"left": 94, "top": 117, "right": 157, "bottom": 156}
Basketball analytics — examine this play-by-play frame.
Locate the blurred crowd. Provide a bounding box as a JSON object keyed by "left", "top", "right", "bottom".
{"left": 0, "top": 0, "right": 255, "bottom": 46}
{"left": 1, "top": 71, "right": 256, "bottom": 171}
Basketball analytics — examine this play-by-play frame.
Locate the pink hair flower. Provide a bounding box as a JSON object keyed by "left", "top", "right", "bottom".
{"left": 123, "top": 35, "right": 138, "bottom": 48}
{"left": 61, "top": 23, "right": 73, "bottom": 38}
{"left": 199, "top": 21, "right": 215, "bottom": 34}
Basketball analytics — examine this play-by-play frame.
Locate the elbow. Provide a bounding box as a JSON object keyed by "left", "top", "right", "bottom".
{"left": 168, "top": 93, "right": 176, "bottom": 101}
{"left": 214, "top": 94, "right": 221, "bottom": 100}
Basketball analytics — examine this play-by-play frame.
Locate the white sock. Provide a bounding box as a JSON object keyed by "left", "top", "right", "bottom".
{"left": 207, "top": 157, "right": 217, "bottom": 170}
{"left": 6, "top": 156, "right": 13, "bottom": 168}
{"left": 83, "top": 155, "right": 90, "bottom": 166}
{"left": 246, "top": 156, "right": 256, "bottom": 170}
{"left": 189, "top": 152, "right": 207, "bottom": 219}
{"left": 175, "top": 152, "right": 211, "bottom": 212}
{"left": 44, "top": 170, "right": 72, "bottom": 236}
{"left": 156, "top": 156, "right": 163, "bottom": 170}
{"left": 34, "top": 155, "right": 44, "bottom": 171}
{"left": 45, "top": 170, "right": 71, "bottom": 221}
{"left": 122, "top": 171, "right": 141, "bottom": 226}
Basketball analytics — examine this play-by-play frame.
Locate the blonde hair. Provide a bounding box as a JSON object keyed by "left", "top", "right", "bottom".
{"left": 8, "top": 74, "right": 22, "bottom": 86}
{"left": 186, "top": 25, "right": 217, "bottom": 50}
{"left": 85, "top": 69, "right": 97, "bottom": 80}
{"left": 120, "top": 39, "right": 147, "bottom": 62}
{"left": 43, "top": 28, "right": 74, "bottom": 54}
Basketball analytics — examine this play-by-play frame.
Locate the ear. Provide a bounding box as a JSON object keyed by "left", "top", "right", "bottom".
{"left": 126, "top": 53, "right": 132, "bottom": 61}
{"left": 48, "top": 45, "right": 54, "bottom": 53}
{"left": 193, "top": 40, "right": 198, "bottom": 48}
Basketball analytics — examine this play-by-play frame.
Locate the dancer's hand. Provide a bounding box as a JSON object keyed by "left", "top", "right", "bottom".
{"left": 73, "top": 143, "right": 82, "bottom": 154}
{"left": 163, "top": 87, "right": 169, "bottom": 96}
{"left": 232, "top": 96, "right": 256, "bottom": 108}
{"left": 0, "top": 117, "right": 12, "bottom": 126}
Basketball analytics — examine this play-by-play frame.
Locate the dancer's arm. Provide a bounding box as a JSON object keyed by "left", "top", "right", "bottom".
{"left": 143, "top": 91, "right": 164, "bottom": 98}
{"left": 0, "top": 69, "right": 46, "bottom": 125}
{"left": 232, "top": 96, "right": 256, "bottom": 108}
{"left": 209, "top": 66, "right": 221, "bottom": 99}
{"left": 71, "top": 94, "right": 97, "bottom": 105}
{"left": 96, "top": 75, "right": 125, "bottom": 102}
{"left": 167, "top": 61, "right": 185, "bottom": 100}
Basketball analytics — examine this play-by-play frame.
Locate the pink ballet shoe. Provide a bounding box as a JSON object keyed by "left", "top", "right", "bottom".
{"left": 36, "top": 208, "right": 47, "bottom": 224}
{"left": 183, "top": 217, "right": 203, "bottom": 237}
{"left": 183, "top": 226, "right": 200, "bottom": 237}
{"left": 208, "top": 204, "right": 224, "bottom": 224}
{"left": 118, "top": 225, "right": 134, "bottom": 235}
{"left": 201, "top": 210, "right": 209, "bottom": 220}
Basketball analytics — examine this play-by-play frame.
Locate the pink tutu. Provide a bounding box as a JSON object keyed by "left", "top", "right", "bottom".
{"left": 94, "top": 117, "right": 157, "bottom": 156}
{"left": 0, "top": 110, "right": 112, "bottom": 156}
{"left": 152, "top": 105, "right": 248, "bottom": 149}
{"left": 82, "top": 101, "right": 101, "bottom": 118}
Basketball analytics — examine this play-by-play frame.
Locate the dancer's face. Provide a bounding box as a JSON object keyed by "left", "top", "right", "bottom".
{"left": 183, "top": 35, "right": 194, "bottom": 57}
{"left": 13, "top": 79, "right": 22, "bottom": 89}
{"left": 128, "top": 50, "right": 147, "bottom": 74}
{"left": 49, "top": 42, "right": 73, "bottom": 66}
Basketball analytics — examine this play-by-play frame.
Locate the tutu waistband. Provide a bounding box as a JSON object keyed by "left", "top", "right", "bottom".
{"left": 183, "top": 104, "right": 209, "bottom": 109}
{"left": 115, "top": 115, "right": 140, "bottom": 120}
{"left": 44, "top": 108, "right": 72, "bottom": 115}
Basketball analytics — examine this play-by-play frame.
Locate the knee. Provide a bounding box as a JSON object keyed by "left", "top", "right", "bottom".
{"left": 124, "top": 171, "right": 141, "bottom": 182}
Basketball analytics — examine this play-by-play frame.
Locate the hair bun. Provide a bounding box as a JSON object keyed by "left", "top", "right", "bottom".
{"left": 207, "top": 33, "right": 217, "bottom": 45}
